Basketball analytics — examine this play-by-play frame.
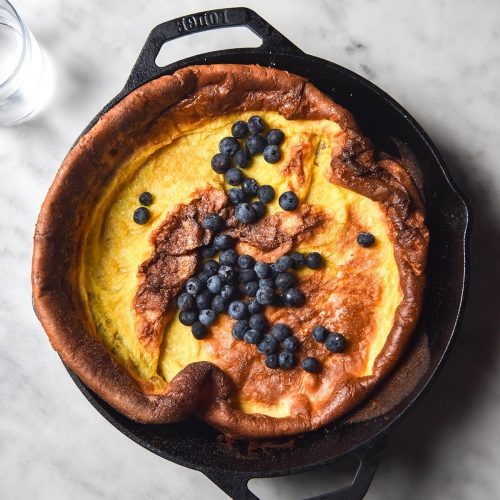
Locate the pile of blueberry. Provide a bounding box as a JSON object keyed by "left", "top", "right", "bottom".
{"left": 312, "top": 325, "right": 347, "bottom": 353}
{"left": 211, "top": 115, "right": 299, "bottom": 223}
{"left": 133, "top": 191, "right": 153, "bottom": 224}
{"left": 176, "top": 229, "right": 327, "bottom": 370}
{"left": 173, "top": 115, "right": 359, "bottom": 372}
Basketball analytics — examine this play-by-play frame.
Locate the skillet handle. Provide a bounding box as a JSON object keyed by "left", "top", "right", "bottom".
{"left": 203, "top": 470, "right": 258, "bottom": 500}
{"left": 203, "top": 435, "right": 386, "bottom": 500}
{"left": 125, "top": 7, "right": 303, "bottom": 89}
{"left": 305, "top": 437, "right": 386, "bottom": 500}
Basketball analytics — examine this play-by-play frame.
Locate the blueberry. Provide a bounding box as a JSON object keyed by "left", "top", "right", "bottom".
{"left": 225, "top": 167, "right": 244, "bottom": 186}
{"left": 179, "top": 310, "right": 197, "bottom": 326}
{"left": 202, "top": 213, "right": 224, "bottom": 232}
{"left": 238, "top": 254, "right": 255, "bottom": 269}
{"left": 289, "top": 252, "right": 305, "bottom": 269}
{"left": 269, "top": 263, "right": 279, "bottom": 277}
{"left": 228, "top": 300, "right": 248, "bottom": 320}
{"left": 219, "top": 136, "right": 240, "bottom": 156}
{"left": 203, "top": 259, "right": 219, "bottom": 274}
{"left": 199, "top": 309, "right": 216, "bottom": 326}
{"left": 139, "top": 191, "right": 153, "bottom": 206}
{"left": 133, "top": 207, "right": 150, "bottom": 224}
{"left": 274, "top": 255, "right": 292, "bottom": 273}
{"left": 275, "top": 272, "right": 296, "bottom": 291}
{"left": 197, "top": 270, "right": 213, "bottom": 283}
{"left": 235, "top": 202, "right": 256, "bottom": 224}
{"left": 239, "top": 268, "right": 257, "bottom": 283}
{"left": 211, "top": 153, "right": 231, "bottom": 173}
{"left": 257, "top": 185, "right": 275, "bottom": 203}
{"left": 263, "top": 145, "right": 281, "bottom": 164}
{"left": 213, "top": 234, "right": 233, "bottom": 250}
{"left": 325, "top": 333, "right": 347, "bottom": 353}
{"left": 265, "top": 354, "right": 279, "bottom": 369}
{"left": 302, "top": 357, "right": 321, "bottom": 373}
{"left": 248, "top": 299, "right": 263, "bottom": 314}
{"left": 211, "top": 295, "right": 226, "bottom": 314}
{"left": 242, "top": 177, "right": 259, "bottom": 197}
{"left": 220, "top": 249, "right": 238, "bottom": 266}
{"left": 254, "top": 262, "right": 271, "bottom": 279}
{"left": 271, "top": 293, "right": 285, "bottom": 307}
{"left": 249, "top": 313, "right": 268, "bottom": 333}
{"left": 306, "top": 252, "right": 323, "bottom": 269}
{"left": 279, "top": 191, "right": 299, "bottom": 211}
{"left": 259, "top": 278, "right": 274, "bottom": 288}
{"left": 257, "top": 334, "right": 278, "bottom": 355}
{"left": 191, "top": 322, "right": 207, "bottom": 340}
{"left": 177, "top": 292, "right": 195, "bottom": 311}
{"left": 279, "top": 351, "right": 296, "bottom": 369}
{"left": 283, "top": 288, "right": 305, "bottom": 307}
{"left": 199, "top": 244, "right": 217, "bottom": 258}
{"left": 232, "top": 319, "right": 249, "bottom": 340}
{"left": 231, "top": 120, "right": 249, "bottom": 139}
{"left": 220, "top": 284, "right": 234, "bottom": 300}
{"left": 312, "top": 325, "right": 329, "bottom": 342}
{"left": 357, "top": 232, "right": 376, "bottom": 247}
{"left": 247, "top": 115, "right": 265, "bottom": 134}
{"left": 283, "top": 335, "right": 300, "bottom": 352}
{"left": 242, "top": 280, "right": 259, "bottom": 297}
{"left": 256, "top": 286, "right": 274, "bottom": 305}
{"left": 196, "top": 290, "right": 213, "bottom": 310}
{"left": 234, "top": 149, "right": 251, "bottom": 168}
{"left": 186, "top": 277, "right": 203, "bottom": 296}
{"left": 207, "top": 275, "right": 222, "bottom": 294}
{"left": 227, "top": 187, "right": 246, "bottom": 205}
{"left": 266, "top": 129, "right": 285, "bottom": 145}
{"left": 244, "top": 329, "right": 262, "bottom": 344}
{"left": 246, "top": 134, "right": 267, "bottom": 155}
{"left": 250, "top": 201, "right": 266, "bottom": 220}
{"left": 271, "top": 323, "right": 291, "bottom": 342}
{"left": 218, "top": 265, "right": 235, "bottom": 283}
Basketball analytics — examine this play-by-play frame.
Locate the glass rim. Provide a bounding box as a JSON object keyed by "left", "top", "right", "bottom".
{"left": 0, "top": 0, "right": 29, "bottom": 88}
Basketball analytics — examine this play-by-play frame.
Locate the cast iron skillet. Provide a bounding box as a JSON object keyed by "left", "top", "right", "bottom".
{"left": 64, "top": 8, "right": 471, "bottom": 499}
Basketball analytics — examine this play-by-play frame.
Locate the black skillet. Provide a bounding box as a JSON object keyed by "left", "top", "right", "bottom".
{"left": 64, "top": 7, "right": 471, "bottom": 499}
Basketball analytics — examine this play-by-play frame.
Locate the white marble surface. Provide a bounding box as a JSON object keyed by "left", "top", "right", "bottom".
{"left": 1, "top": 0, "right": 499, "bottom": 498}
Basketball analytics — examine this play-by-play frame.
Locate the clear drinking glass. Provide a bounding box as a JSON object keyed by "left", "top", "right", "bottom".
{"left": 0, "top": 0, "right": 51, "bottom": 125}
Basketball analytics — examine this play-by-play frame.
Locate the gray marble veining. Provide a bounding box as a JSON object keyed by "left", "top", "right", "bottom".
{"left": 1, "top": 0, "right": 499, "bottom": 498}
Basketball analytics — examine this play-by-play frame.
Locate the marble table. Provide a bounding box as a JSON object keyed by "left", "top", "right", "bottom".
{"left": 1, "top": 0, "right": 499, "bottom": 498}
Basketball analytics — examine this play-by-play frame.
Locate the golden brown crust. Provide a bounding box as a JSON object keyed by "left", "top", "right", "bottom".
{"left": 32, "top": 64, "right": 428, "bottom": 438}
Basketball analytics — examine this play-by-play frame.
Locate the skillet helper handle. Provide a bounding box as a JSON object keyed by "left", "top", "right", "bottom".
{"left": 203, "top": 470, "right": 258, "bottom": 500}
{"left": 203, "top": 436, "right": 386, "bottom": 500}
{"left": 305, "top": 436, "right": 386, "bottom": 500}
{"left": 125, "top": 7, "right": 303, "bottom": 89}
